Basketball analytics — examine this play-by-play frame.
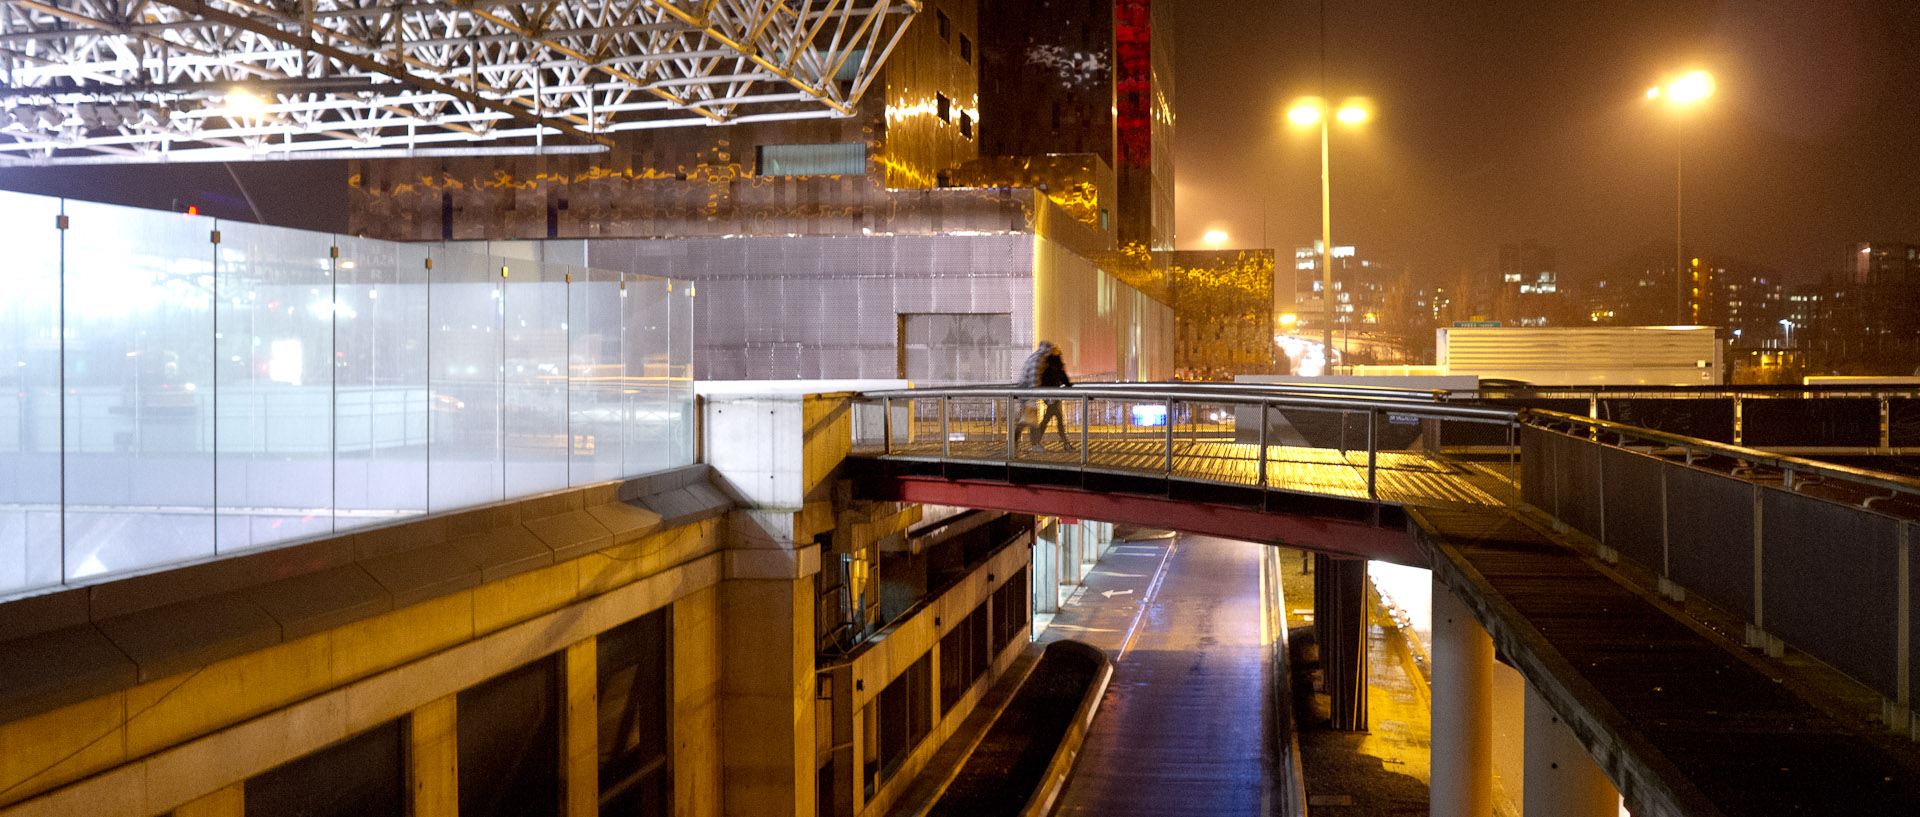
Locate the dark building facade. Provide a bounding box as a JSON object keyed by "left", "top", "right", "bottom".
{"left": 978, "top": 0, "right": 1174, "bottom": 250}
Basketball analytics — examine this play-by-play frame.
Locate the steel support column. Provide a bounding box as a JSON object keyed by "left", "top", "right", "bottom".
{"left": 1432, "top": 580, "right": 1494, "bottom": 817}
{"left": 1314, "top": 553, "right": 1369, "bottom": 731}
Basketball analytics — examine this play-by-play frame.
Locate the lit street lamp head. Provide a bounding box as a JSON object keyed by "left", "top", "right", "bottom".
{"left": 1287, "top": 103, "right": 1322, "bottom": 125}
{"left": 1650, "top": 70, "right": 1715, "bottom": 107}
{"left": 1203, "top": 229, "right": 1228, "bottom": 249}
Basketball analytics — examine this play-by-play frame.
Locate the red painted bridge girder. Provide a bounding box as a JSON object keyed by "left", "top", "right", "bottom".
{"left": 869, "top": 475, "right": 1427, "bottom": 567}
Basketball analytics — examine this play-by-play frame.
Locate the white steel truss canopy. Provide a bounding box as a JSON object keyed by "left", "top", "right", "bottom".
{"left": 0, "top": 0, "right": 920, "bottom": 164}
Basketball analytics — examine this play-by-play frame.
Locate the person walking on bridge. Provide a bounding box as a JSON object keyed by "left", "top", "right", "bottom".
{"left": 1018, "top": 340, "right": 1075, "bottom": 452}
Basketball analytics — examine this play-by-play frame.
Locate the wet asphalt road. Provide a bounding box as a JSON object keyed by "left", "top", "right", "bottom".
{"left": 1041, "top": 533, "right": 1275, "bottom": 816}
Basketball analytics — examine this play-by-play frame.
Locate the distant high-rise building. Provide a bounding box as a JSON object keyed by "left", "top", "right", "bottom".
{"left": 1494, "top": 242, "right": 1566, "bottom": 326}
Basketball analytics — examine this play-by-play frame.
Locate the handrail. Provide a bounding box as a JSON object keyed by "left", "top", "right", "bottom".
{"left": 858, "top": 380, "right": 1454, "bottom": 402}
{"left": 853, "top": 385, "right": 1519, "bottom": 423}
{"left": 1522, "top": 409, "right": 1920, "bottom": 500}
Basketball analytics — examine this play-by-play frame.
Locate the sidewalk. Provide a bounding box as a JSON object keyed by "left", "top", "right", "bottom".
{"left": 1278, "top": 552, "right": 1433, "bottom": 816}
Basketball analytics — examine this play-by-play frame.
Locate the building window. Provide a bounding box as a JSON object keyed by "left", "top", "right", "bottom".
{"left": 459, "top": 658, "right": 561, "bottom": 817}
{"left": 876, "top": 653, "right": 933, "bottom": 784}
{"left": 936, "top": 93, "right": 951, "bottom": 122}
{"left": 992, "top": 567, "right": 1030, "bottom": 655}
{"left": 599, "top": 607, "right": 672, "bottom": 816}
{"left": 936, "top": 9, "right": 950, "bottom": 41}
{"left": 940, "top": 602, "right": 992, "bottom": 714}
{"left": 959, "top": 34, "right": 972, "bottom": 63}
{"left": 757, "top": 143, "right": 865, "bottom": 176}
{"left": 246, "top": 721, "right": 405, "bottom": 817}
{"left": 959, "top": 112, "right": 973, "bottom": 139}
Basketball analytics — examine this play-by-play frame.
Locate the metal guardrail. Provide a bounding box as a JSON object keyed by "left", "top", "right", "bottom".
{"left": 850, "top": 384, "right": 1519, "bottom": 504}
{"left": 1519, "top": 409, "right": 1920, "bottom": 724}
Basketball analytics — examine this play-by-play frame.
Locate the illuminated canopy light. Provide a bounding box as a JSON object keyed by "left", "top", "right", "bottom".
{"left": 0, "top": 0, "right": 924, "bottom": 165}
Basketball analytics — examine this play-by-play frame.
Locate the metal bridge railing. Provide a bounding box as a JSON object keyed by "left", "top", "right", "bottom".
{"left": 849, "top": 384, "right": 1520, "bottom": 506}
{"left": 1521, "top": 409, "right": 1920, "bottom": 726}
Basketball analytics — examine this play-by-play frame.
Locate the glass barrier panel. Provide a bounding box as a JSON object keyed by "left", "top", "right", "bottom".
{"left": 215, "top": 221, "right": 338, "bottom": 552}
{"left": 568, "top": 265, "right": 628, "bottom": 485}
{"left": 622, "top": 275, "right": 672, "bottom": 476}
{"left": 503, "top": 257, "right": 569, "bottom": 496}
{"left": 0, "top": 191, "right": 63, "bottom": 593}
{"left": 62, "top": 199, "right": 217, "bottom": 581}
{"left": 334, "top": 236, "right": 430, "bottom": 530}
{"left": 427, "top": 248, "right": 504, "bottom": 511}
{"left": 668, "top": 280, "right": 694, "bottom": 468}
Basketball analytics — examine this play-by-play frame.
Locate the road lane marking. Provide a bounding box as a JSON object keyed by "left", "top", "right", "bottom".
{"left": 1117, "top": 540, "right": 1178, "bottom": 662}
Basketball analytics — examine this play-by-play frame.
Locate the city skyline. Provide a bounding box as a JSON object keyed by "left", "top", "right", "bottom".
{"left": 1173, "top": 0, "right": 1920, "bottom": 284}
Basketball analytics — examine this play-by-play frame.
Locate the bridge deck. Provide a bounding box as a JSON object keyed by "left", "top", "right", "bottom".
{"left": 860, "top": 439, "right": 1507, "bottom": 509}
{"left": 1418, "top": 504, "right": 1920, "bottom": 816}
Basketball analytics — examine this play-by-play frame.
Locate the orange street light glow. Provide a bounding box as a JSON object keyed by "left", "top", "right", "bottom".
{"left": 1336, "top": 107, "right": 1368, "bottom": 123}
{"left": 1287, "top": 105, "right": 1321, "bottom": 125}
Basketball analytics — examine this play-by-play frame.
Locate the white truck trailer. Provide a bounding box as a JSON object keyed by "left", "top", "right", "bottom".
{"left": 1435, "top": 326, "right": 1722, "bottom": 386}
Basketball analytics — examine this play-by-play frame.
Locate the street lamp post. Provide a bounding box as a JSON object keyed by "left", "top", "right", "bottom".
{"left": 1648, "top": 70, "right": 1714, "bottom": 325}
{"left": 1289, "top": 98, "right": 1369, "bottom": 373}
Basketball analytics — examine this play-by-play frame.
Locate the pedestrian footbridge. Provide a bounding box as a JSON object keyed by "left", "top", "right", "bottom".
{"left": 842, "top": 383, "right": 1920, "bottom": 817}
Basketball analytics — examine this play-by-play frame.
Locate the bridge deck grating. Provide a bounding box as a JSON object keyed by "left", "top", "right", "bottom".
{"left": 1419, "top": 505, "right": 1920, "bottom": 816}
{"left": 861, "top": 439, "right": 1503, "bottom": 508}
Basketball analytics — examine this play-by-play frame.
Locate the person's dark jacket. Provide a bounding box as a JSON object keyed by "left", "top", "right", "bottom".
{"left": 1039, "top": 352, "right": 1072, "bottom": 388}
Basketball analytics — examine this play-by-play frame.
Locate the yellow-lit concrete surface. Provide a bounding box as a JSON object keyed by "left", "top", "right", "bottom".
{"left": 1279, "top": 549, "right": 1436, "bottom": 815}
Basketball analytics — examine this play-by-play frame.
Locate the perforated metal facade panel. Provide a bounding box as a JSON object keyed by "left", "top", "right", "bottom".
{"left": 575, "top": 234, "right": 1171, "bottom": 386}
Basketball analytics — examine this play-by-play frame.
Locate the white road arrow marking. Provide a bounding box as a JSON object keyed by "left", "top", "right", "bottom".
{"left": 1101, "top": 572, "right": 1147, "bottom": 578}
{"left": 1050, "top": 624, "right": 1120, "bottom": 633}
{"left": 1101, "top": 589, "right": 1136, "bottom": 599}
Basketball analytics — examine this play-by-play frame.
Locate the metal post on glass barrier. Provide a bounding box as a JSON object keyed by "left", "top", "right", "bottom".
{"left": 940, "top": 395, "right": 951, "bottom": 460}
{"left": 1367, "top": 409, "right": 1379, "bottom": 499}
{"left": 883, "top": 397, "right": 893, "bottom": 455}
{"left": 1257, "top": 399, "right": 1269, "bottom": 489}
{"left": 1164, "top": 397, "right": 1176, "bottom": 476}
{"left": 1080, "top": 396, "right": 1089, "bottom": 468}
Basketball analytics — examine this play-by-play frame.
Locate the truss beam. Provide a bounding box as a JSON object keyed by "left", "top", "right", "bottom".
{"left": 0, "top": 0, "right": 922, "bottom": 163}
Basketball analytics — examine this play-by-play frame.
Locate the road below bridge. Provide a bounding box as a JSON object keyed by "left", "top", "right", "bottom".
{"left": 1040, "top": 533, "right": 1276, "bottom": 816}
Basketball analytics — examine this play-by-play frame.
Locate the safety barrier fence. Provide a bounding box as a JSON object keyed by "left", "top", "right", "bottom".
{"left": 0, "top": 190, "right": 694, "bottom": 598}
{"left": 1522, "top": 410, "right": 1920, "bottom": 726}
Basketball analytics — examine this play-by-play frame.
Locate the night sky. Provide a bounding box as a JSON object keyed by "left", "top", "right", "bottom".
{"left": 1173, "top": 0, "right": 1920, "bottom": 284}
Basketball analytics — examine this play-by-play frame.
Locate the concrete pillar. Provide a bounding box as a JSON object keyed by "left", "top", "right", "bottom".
{"left": 409, "top": 695, "right": 460, "bottom": 817}
{"left": 561, "top": 639, "right": 598, "bottom": 817}
{"left": 719, "top": 570, "right": 817, "bottom": 817}
{"left": 1313, "top": 554, "right": 1369, "bottom": 731}
{"left": 1524, "top": 683, "right": 1618, "bottom": 817}
{"left": 1431, "top": 580, "right": 1494, "bottom": 817}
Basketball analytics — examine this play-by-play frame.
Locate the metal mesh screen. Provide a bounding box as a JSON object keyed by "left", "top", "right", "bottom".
{"left": 1665, "top": 467, "right": 1756, "bottom": 620}
{"left": 1743, "top": 398, "right": 1880, "bottom": 447}
{"left": 1599, "top": 446, "right": 1667, "bottom": 569}
{"left": 1759, "top": 490, "right": 1901, "bottom": 698}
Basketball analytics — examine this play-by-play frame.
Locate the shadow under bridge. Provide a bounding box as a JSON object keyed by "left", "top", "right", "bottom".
{"left": 841, "top": 383, "right": 1521, "bottom": 565}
